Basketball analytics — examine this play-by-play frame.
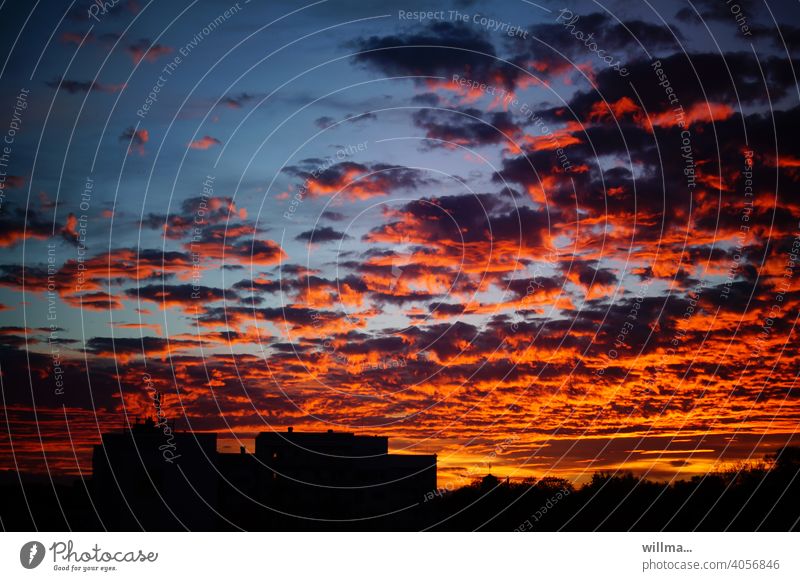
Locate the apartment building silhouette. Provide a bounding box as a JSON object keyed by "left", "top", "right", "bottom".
{"left": 92, "top": 419, "right": 437, "bottom": 530}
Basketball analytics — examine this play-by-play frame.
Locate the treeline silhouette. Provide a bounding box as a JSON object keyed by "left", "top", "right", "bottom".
{"left": 424, "top": 446, "right": 800, "bottom": 531}
{"left": 1, "top": 447, "right": 797, "bottom": 531}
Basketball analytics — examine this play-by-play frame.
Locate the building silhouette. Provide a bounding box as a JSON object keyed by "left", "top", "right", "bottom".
{"left": 91, "top": 419, "right": 437, "bottom": 530}
{"left": 91, "top": 418, "right": 220, "bottom": 530}
{"left": 250, "top": 427, "right": 437, "bottom": 522}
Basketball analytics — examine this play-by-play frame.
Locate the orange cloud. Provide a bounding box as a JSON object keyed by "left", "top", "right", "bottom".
{"left": 189, "top": 135, "right": 222, "bottom": 150}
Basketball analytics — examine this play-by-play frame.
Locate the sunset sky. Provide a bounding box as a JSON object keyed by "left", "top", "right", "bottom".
{"left": 1, "top": 0, "right": 799, "bottom": 487}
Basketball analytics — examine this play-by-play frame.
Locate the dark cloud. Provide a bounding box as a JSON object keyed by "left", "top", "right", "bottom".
{"left": 295, "top": 226, "right": 351, "bottom": 243}
{"left": 749, "top": 24, "right": 800, "bottom": 54}
{"left": 0, "top": 206, "right": 56, "bottom": 248}
{"left": 675, "top": 0, "right": 759, "bottom": 24}
{"left": 413, "top": 107, "right": 521, "bottom": 147}
{"left": 321, "top": 210, "right": 347, "bottom": 222}
{"left": 411, "top": 92, "right": 441, "bottom": 106}
{"left": 220, "top": 92, "right": 257, "bottom": 109}
{"left": 314, "top": 116, "right": 335, "bottom": 129}
{"left": 565, "top": 53, "right": 799, "bottom": 118}
{"left": 232, "top": 278, "right": 282, "bottom": 295}
{"left": 46, "top": 78, "right": 125, "bottom": 94}
{"left": 85, "top": 336, "right": 173, "bottom": 358}
{"left": 142, "top": 195, "right": 247, "bottom": 240}
{"left": 196, "top": 305, "right": 341, "bottom": 329}
{"left": 62, "top": 292, "right": 124, "bottom": 311}
{"left": 519, "top": 12, "right": 680, "bottom": 62}
{"left": 351, "top": 21, "right": 520, "bottom": 88}
{"left": 283, "top": 160, "right": 435, "bottom": 200}
{"left": 120, "top": 126, "right": 149, "bottom": 155}
{"left": 126, "top": 284, "right": 231, "bottom": 307}
{"left": 366, "top": 192, "right": 547, "bottom": 248}
{"left": 125, "top": 38, "right": 173, "bottom": 63}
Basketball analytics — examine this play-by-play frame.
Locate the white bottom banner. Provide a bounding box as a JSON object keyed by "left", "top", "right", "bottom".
{"left": 1, "top": 532, "right": 796, "bottom": 580}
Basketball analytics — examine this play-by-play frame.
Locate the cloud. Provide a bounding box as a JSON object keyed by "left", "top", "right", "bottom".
{"left": 45, "top": 248, "right": 197, "bottom": 298}
{"left": 126, "top": 283, "right": 230, "bottom": 309}
{"left": 232, "top": 277, "right": 282, "bottom": 295}
{"left": 219, "top": 92, "right": 257, "bottom": 109}
{"left": 85, "top": 336, "right": 184, "bottom": 362}
{"left": 195, "top": 304, "right": 348, "bottom": 335}
{"left": 365, "top": 192, "right": 548, "bottom": 251}
{"left": 564, "top": 53, "right": 799, "bottom": 119}
{"left": 674, "top": 0, "right": 758, "bottom": 24}
{"left": 0, "top": 206, "right": 55, "bottom": 248}
{"left": 0, "top": 175, "right": 25, "bottom": 190}
{"left": 142, "top": 195, "right": 249, "bottom": 240}
{"left": 46, "top": 78, "right": 126, "bottom": 94}
{"left": 62, "top": 292, "right": 125, "bottom": 311}
{"left": 352, "top": 22, "right": 520, "bottom": 88}
{"left": 295, "top": 226, "right": 351, "bottom": 243}
{"left": 517, "top": 12, "right": 680, "bottom": 64}
{"left": 142, "top": 196, "right": 284, "bottom": 266}
{"left": 411, "top": 92, "right": 441, "bottom": 106}
{"left": 61, "top": 213, "right": 78, "bottom": 245}
{"left": 412, "top": 107, "right": 522, "bottom": 148}
{"left": 748, "top": 24, "right": 800, "bottom": 54}
{"left": 314, "top": 116, "right": 335, "bottom": 129}
{"left": 283, "top": 160, "right": 434, "bottom": 200}
{"left": 321, "top": 211, "right": 347, "bottom": 222}
{"left": 188, "top": 233, "right": 287, "bottom": 266}
{"left": 126, "top": 38, "right": 173, "bottom": 63}
{"left": 60, "top": 31, "right": 92, "bottom": 45}
{"left": 67, "top": 0, "right": 141, "bottom": 22}
{"left": 120, "top": 126, "right": 149, "bottom": 155}
{"left": 188, "top": 135, "right": 222, "bottom": 150}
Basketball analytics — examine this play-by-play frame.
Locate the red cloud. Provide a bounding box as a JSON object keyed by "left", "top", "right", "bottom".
{"left": 284, "top": 162, "right": 429, "bottom": 201}
{"left": 1, "top": 175, "right": 25, "bottom": 189}
{"left": 62, "top": 213, "right": 78, "bottom": 243}
{"left": 188, "top": 237, "right": 287, "bottom": 266}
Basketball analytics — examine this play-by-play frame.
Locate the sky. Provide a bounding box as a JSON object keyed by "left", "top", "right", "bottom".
{"left": 0, "top": 0, "right": 799, "bottom": 487}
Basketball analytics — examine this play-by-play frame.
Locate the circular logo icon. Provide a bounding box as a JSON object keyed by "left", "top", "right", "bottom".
{"left": 20, "top": 541, "right": 45, "bottom": 569}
